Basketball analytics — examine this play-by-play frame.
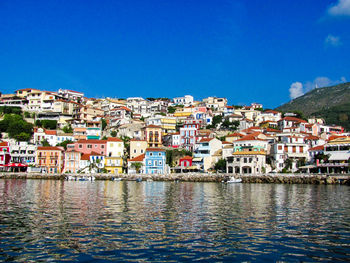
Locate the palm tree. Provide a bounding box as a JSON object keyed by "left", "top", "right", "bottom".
{"left": 131, "top": 162, "right": 143, "bottom": 174}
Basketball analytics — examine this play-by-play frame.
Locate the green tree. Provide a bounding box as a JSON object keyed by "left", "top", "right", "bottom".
{"left": 101, "top": 119, "right": 107, "bottom": 130}
{"left": 131, "top": 162, "right": 143, "bottom": 173}
{"left": 214, "top": 159, "right": 227, "bottom": 172}
{"left": 168, "top": 106, "right": 176, "bottom": 114}
{"left": 284, "top": 158, "right": 293, "bottom": 171}
{"left": 41, "top": 139, "right": 50, "bottom": 146}
{"left": 24, "top": 112, "right": 31, "bottom": 118}
{"left": 62, "top": 124, "right": 73, "bottom": 133}
{"left": 110, "top": 130, "right": 117, "bottom": 137}
{"left": 0, "top": 114, "right": 33, "bottom": 141}
{"left": 56, "top": 140, "right": 73, "bottom": 150}
{"left": 36, "top": 120, "right": 57, "bottom": 129}
{"left": 166, "top": 149, "right": 192, "bottom": 167}
{"left": 15, "top": 132, "right": 31, "bottom": 141}
{"left": 102, "top": 136, "right": 108, "bottom": 140}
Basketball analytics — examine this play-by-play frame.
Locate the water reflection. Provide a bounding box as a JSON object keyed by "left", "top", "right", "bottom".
{"left": 0, "top": 179, "right": 349, "bottom": 262}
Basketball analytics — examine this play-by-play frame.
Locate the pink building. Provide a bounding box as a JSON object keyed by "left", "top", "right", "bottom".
{"left": 74, "top": 139, "right": 107, "bottom": 155}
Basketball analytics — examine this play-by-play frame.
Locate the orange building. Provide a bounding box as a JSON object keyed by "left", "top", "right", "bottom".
{"left": 36, "top": 146, "right": 64, "bottom": 173}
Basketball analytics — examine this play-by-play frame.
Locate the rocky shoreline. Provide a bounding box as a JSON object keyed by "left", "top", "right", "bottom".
{"left": 1, "top": 172, "right": 350, "bottom": 185}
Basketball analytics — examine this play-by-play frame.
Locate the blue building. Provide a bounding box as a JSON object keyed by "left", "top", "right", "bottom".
{"left": 144, "top": 148, "right": 167, "bottom": 174}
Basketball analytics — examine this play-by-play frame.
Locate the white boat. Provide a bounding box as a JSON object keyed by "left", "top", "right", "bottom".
{"left": 227, "top": 177, "right": 242, "bottom": 183}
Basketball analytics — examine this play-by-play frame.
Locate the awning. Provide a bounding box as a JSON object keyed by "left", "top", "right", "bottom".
{"left": 192, "top": 157, "right": 203, "bottom": 162}
{"left": 5, "top": 163, "right": 28, "bottom": 167}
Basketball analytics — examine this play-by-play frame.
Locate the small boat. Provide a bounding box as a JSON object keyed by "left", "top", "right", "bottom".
{"left": 112, "top": 177, "right": 122, "bottom": 181}
{"left": 226, "top": 177, "right": 242, "bottom": 183}
{"left": 136, "top": 177, "right": 142, "bottom": 182}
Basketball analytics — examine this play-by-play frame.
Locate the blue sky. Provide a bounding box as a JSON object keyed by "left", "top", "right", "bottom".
{"left": 0, "top": 0, "right": 349, "bottom": 108}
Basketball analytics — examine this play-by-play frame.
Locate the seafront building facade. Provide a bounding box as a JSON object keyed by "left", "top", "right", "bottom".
{"left": 0, "top": 87, "right": 349, "bottom": 174}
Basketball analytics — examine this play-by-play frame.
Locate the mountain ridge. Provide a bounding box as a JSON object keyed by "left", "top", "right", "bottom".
{"left": 275, "top": 82, "right": 350, "bottom": 130}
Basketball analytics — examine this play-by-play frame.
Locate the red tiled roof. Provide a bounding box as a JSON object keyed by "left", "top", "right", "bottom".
{"left": 222, "top": 141, "right": 232, "bottom": 144}
{"left": 305, "top": 135, "right": 320, "bottom": 140}
{"left": 129, "top": 153, "right": 145, "bottom": 162}
{"left": 308, "top": 145, "right": 324, "bottom": 151}
{"left": 280, "top": 117, "right": 308, "bottom": 123}
{"left": 264, "top": 110, "right": 280, "bottom": 114}
{"left": 107, "top": 137, "right": 123, "bottom": 142}
{"left": 199, "top": 138, "right": 214, "bottom": 142}
{"left": 226, "top": 132, "right": 244, "bottom": 138}
{"left": 235, "top": 133, "right": 265, "bottom": 142}
{"left": 146, "top": 147, "right": 166, "bottom": 152}
{"left": 180, "top": 156, "right": 193, "bottom": 160}
{"left": 90, "top": 151, "right": 103, "bottom": 156}
{"left": 44, "top": 130, "right": 57, "bottom": 135}
{"left": 328, "top": 135, "right": 346, "bottom": 141}
{"left": 0, "top": 142, "right": 9, "bottom": 146}
{"left": 81, "top": 154, "right": 91, "bottom": 160}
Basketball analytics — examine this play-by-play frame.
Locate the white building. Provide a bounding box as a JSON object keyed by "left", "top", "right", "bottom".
{"left": 173, "top": 95, "right": 194, "bottom": 106}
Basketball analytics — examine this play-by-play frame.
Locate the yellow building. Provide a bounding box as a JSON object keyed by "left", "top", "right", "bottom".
{"left": 142, "top": 125, "right": 162, "bottom": 147}
{"left": 105, "top": 137, "right": 124, "bottom": 174}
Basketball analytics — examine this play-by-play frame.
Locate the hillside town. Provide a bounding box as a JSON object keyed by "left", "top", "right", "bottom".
{"left": 0, "top": 88, "right": 349, "bottom": 175}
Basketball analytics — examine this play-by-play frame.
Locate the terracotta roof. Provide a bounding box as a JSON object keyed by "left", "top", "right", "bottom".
{"left": 37, "top": 146, "right": 63, "bottom": 151}
{"left": 235, "top": 133, "right": 265, "bottom": 142}
{"left": 129, "top": 153, "right": 145, "bottom": 162}
{"left": 308, "top": 145, "right": 324, "bottom": 151}
{"left": 264, "top": 110, "right": 280, "bottom": 114}
{"left": 44, "top": 130, "right": 57, "bottom": 135}
{"left": 328, "top": 135, "right": 347, "bottom": 141}
{"left": 0, "top": 142, "right": 9, "bottom": 146}
{"left": 180, "top": 156, "right": 193, "bottom": 160}
{"left": 90, "top": 151, "right": 103, "bottom": 156}
{"left": 226, "top": 132, "right": 244, "bottom": 138}
{"left": 280, "top": 117, "right": 308, "bottom": 123}
{"left": 199, "top": 138, "right": 214, "bottom": 142}
{"left": 146, "top": 147, "right": 166, "bottom": 152}
{"left": 81, "top": 154, "right": 91, "bottom": 160}
{"left": 222, "top": 141, "right": 232, "bottom": 144}
{"left": 265, "top": 128, "right": 281, "bottom": 133}
{"left": 305, "top": 135, "right": 320, "bottom": 140}
{"left": 107, "top": 137, "right": 123, "bottom": 142}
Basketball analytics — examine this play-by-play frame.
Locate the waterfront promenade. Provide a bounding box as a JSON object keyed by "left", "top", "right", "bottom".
{"left": 1, "top": 172, "right": 349, "bottom": 185}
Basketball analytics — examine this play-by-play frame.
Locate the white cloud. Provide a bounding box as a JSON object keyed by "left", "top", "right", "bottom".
{"left": 289, "top": 76, "right": 347, "bottom": 100}
{"left": 325, "top": 34, "right": 342, "bottom": 47}
{"left": 289, "top": 82, "right": 304, "bottom": 99}
{"left": 328, "top": 0, "right": 350, "bottom": 16}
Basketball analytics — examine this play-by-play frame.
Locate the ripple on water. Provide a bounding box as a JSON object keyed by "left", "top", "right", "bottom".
{"left": 0, "top": 180, "right": 350, "bottom": 262}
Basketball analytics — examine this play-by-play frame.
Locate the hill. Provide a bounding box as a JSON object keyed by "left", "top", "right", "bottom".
{"left": 276, "top": 82, "right": 350, "bottom": 130}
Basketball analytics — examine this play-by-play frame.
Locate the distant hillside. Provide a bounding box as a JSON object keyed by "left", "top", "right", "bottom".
{"left": 276, "top": 82, "right": 350, "bottom": 130}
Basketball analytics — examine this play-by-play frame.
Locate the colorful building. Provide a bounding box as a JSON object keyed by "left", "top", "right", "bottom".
{"left": 105, "top": 137, "right": 124, "bottom": 174}
{"left": 144, "top": 148, "right": 167, "bottom": 174}
{"left": 36, "top": 146, "right": 64, "bottom": 173}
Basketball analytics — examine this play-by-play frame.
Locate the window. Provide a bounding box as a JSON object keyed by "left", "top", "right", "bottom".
{"left": 150, "top": 152, "right": 153, "bottom": 156}
{"left": 87, "top": 145, "right": 92, "bottom": 148}
{"left": 101, "top": 145, "right": 105, "bottom": 149}
{"left": 134, "top": 149, "right": 136, "bottom": 153}
{"left": 141, "top": 149, "right": 144, "bottom": 153}
{"left": 158, "top": 153, "right": 161, "bottom": 156}
{"left": 95, "top": 145, "right": 98, "bottom": 148}
{"left": 159, "top": 161, "right": 162, "bottom": 165}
